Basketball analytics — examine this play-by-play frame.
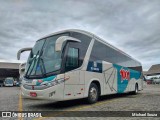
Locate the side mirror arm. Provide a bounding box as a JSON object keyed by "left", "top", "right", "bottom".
{"left": 17, "top": 47, "right": 32, "bottom": 60}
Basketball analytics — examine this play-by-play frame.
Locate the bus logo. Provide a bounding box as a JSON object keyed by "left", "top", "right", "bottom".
{"left": 120, "top": 69, "right": 130, "bottom": 81}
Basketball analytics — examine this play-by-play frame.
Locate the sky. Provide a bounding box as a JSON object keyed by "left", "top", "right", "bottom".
{"left": 0, "top": 0, "right": 160, "bottom": 71}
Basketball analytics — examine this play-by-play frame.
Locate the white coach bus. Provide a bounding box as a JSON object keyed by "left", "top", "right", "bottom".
{"left": 17, "top": 29, "right": 143, "bottom": 103}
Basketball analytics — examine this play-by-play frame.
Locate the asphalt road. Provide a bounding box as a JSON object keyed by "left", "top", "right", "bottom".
{"left": 0, "top": 84, "right": 160, "bottom": 120}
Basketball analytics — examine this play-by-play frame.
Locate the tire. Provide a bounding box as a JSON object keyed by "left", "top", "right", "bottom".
{"left": 133, "top": 84, "right": 138, "bottom": 95}
{"left": 87, "top": 83, "right": 99, "bottom": 104}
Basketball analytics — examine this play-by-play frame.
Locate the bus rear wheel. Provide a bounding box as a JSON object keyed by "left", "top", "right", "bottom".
{"left": 133, "top": 84, "right": 138, "bottom": 95}
{"left": 87, "top": 83, "right": 99, "bottom": 104}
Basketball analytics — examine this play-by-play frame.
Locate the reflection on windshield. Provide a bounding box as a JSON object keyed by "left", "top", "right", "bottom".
{"left": 25, "top": 33, "right": 68, "bottom": 78}
{"left": 42, "top": 36, "right": 62, "bottom": 73}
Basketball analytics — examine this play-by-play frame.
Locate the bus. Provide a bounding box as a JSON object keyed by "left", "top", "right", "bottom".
{"left": 17, "top": 29, "right": 143, "bottom": 104}
{"left": 4, "top": 77, "right": 14, "bottom": 87}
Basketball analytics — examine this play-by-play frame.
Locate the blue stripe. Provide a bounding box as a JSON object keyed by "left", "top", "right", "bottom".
{"left": 87, "top": 61, "right": 102, "bottom": 73}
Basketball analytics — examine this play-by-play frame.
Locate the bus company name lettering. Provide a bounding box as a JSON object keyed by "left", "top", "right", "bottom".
{"left": 91, "top": 67, "right": 99, "bottom": 71}
{"left": 91, "top": 62, "right": 100, "bottom": 71}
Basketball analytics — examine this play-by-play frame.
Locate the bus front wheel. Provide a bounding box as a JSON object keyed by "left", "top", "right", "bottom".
{"left": 87, "top": 83, "right": 99, "bottom": 104}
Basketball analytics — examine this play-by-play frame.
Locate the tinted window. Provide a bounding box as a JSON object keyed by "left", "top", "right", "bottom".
{"left": 70, "top": 32, "right": 91, "bottom": 66}
{"left": 65, "top": 47, "right": 79, "bottom": 71}
{"left": 90, "top": 40, "right": 142, "bottom": 72}
{"left": 90, "top": 41, "right": 106, "bottom": 61}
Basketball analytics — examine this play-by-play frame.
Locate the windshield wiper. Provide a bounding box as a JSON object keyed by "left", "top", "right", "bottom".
{"left": 25, "top": 50, "right": 40, "bottom": 78}
{"left": 33, "top": 39, "right": 48, "bottom": 77}
{"left": 34, "top": 50, "right": 47, "bottom": 77}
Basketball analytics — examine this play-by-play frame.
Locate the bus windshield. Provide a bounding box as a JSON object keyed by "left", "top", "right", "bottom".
{"left": 5, "top": 79, "right": 13, "bottom": 84}
{"left": 25, "top": 35, "right": 64, "bottom": 78}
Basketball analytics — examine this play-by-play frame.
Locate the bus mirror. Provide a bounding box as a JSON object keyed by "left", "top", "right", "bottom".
{"left": 55, "top": 36, "right": 81, "bottom": 51}
{"left": 19, "top": 62, "right": 26, "bottom": 75}
{"left": 17, "top": 47, "right": 32, "bottom": 60}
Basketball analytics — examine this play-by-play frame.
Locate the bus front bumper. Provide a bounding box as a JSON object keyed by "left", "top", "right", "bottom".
{"left": 21, "top": 84, "right": 64, "bottom": 101}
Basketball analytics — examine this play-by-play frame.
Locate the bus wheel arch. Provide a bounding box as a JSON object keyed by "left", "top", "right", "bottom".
{"left": 87, "top": 80, "right": 101, "bottom": 104}
{"left": 91, "top": 80, "right": 101, "bottom": 96}
{"left": 132, "top": 83, "right": 138, "bottom": 95}
{"left": 135, "top": 83, "right": 138, "bottom": 93}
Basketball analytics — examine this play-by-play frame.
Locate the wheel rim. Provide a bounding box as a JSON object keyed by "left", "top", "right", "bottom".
{"left": 89, "top": 87, "right": 97, "bottom": 100}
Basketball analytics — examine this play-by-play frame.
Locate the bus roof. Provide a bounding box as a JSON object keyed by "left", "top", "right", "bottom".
{"left": 39, "top": 29, "right": 141, "bottom": 64}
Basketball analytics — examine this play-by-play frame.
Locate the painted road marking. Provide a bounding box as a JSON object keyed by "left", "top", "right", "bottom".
{"left": 18, "top": 90, "right": 23, "bottom": 120}
{"left": 34, "top": 98, "right": 122, "bottom": 120}
{"left": 34, "top": 94, "right": 145, "bottom": 120}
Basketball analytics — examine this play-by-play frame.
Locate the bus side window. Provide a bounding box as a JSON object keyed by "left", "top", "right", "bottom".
{"left": 65, "top": 47, "right": 79, "bottom": 72}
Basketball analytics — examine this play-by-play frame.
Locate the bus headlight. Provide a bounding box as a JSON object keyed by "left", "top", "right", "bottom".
{"left": 50, "top": 80, "right": 58, "bottom": 86}
{"left": 51, "top": 78, "right": 64, "bottom": 86}
{"left": 41, "top": 78, "right": 64, "bottom": 87}
{"left": 47, "top": 82, "right": 52, "bottom": 87}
